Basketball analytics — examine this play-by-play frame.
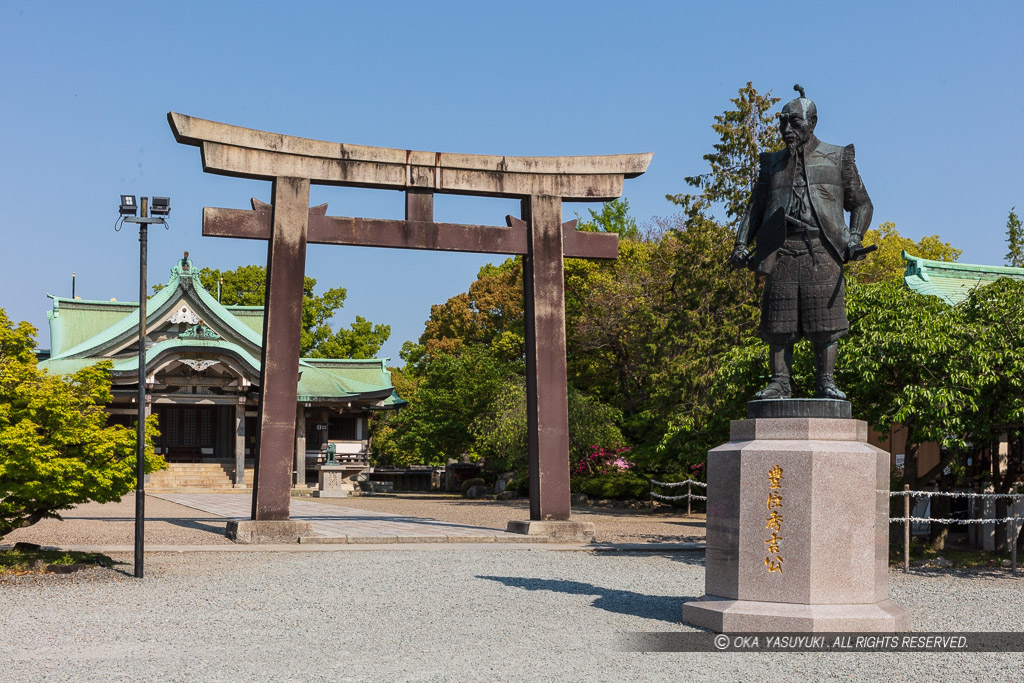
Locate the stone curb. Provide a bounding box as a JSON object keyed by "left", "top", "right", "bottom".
{"left": 23, "top": 542, "right": 706, "bottom": 554}
{"left": 297, "top": 534, "right": 555, "bottom": 545}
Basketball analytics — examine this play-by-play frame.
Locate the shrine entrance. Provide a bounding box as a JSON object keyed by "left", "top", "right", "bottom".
{"left": 169, "top": 112, "right": 650, "bottom": 528}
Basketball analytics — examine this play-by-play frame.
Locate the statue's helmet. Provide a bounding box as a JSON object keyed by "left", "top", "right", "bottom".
{"left": 781, "top": 84, "right": 817, "bottom": 123}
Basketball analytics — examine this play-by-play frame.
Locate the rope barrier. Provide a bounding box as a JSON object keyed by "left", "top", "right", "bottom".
{"left": 649, "top": 478, "right": 707, "bottom": 513}
{"left": 889, "top": 490, "right": 1024, "bottom": 500}
{"left": 649, "top": 479, "right": 707, "bottom": 488}
{"left": 651, "top": 492, "right": 707, "bottom": 502}
{"left": 890, "top": 516, "right": 1022, "bottom": 524}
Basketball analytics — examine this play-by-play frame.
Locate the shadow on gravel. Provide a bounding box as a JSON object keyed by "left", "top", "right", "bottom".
{"left": 163, "top": 518, "right": 230, "bottom": 534}
{"left": 590, "top": 549, "right": 706, "bottom": 567}
{"left": 895, "top": 566, "right": 1020, "bottom": 579}
{"left": 477, "top": 576, "right": 695, "bottom": 623}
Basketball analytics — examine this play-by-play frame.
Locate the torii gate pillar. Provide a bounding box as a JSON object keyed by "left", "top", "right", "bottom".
{"left": 168, "top": 112, "right": 651, "bottom": 538}
{"left": 522, "top": 195, "right": 570, "bottom": 521}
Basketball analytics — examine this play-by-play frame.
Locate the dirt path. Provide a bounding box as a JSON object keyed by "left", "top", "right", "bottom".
{"left": 2, "top": 493, "right": 705, "bottom": 547}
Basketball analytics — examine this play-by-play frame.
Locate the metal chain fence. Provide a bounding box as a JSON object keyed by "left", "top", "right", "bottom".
{"left": 649, "top": 479, "right": 707, "bottom": 516}
{"left": 889, "top": 488, "right": 1022, "bottom": 573}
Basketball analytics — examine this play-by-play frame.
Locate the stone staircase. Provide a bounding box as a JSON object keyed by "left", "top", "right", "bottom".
{"left": 148, "top": 462, "right": 254, "bottom": 491}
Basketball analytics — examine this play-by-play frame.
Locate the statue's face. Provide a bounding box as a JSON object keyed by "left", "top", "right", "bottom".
{"left": 779, "top": 103, "right": 816, "bottom": 149}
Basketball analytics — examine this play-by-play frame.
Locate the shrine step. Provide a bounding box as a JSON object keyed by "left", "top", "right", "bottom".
{"left": 148, "top": 463, "right": 254, "bottom": 490}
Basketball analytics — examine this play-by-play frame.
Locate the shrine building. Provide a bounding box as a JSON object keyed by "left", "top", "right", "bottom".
{"left": 37, "top": 253, "right": 403, "bottom": 489}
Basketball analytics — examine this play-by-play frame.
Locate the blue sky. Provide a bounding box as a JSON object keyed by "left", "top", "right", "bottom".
{"left": 2, "top": 1, "right": 1022, "bottom": 363}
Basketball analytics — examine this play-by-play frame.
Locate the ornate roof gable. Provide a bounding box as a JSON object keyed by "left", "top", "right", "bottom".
{"left": 47, "top": 254, "right": 263, "bottom": 361}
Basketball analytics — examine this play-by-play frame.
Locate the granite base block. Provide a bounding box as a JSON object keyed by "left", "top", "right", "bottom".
{"left": 311, "top": 490, "right": 348, "bottom": 498}
{"left": 682, "top": 596, "right": 910, "bottom": 633}
{"left": 506, "top": 520, "right": 595, "bottom": 543}
{"left": 683, "top": 416, "right": 910, "bottom": 633}
{"left": 226, "top": 520, "right": 315, "bottom": 544}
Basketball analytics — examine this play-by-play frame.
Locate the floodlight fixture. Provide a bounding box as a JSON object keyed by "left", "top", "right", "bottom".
{"left": 150, "top": 196, "right": 171, "bottom": 216}
{"left": 120, "top": 195, "right": 138, "bottom": 216}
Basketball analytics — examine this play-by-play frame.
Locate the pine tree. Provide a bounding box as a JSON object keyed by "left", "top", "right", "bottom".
{"left": 666, "top": 82, "right": 783, "bottom": 225}
{"left": 1006, "top": 207, "right": 1023, "bottom": 267}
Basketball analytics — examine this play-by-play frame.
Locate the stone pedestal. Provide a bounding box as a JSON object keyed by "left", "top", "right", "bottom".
{"left": 682, "top": 414, "right": 909, "bottom": 632}
{"left": 226, "top": 520, "right": 314, "bottom": 544}
{"left": 313, "top": 465, "right": 352, "bottom": 498}
{"left": 507, "top": 520, "right": 596, "bottom": 543}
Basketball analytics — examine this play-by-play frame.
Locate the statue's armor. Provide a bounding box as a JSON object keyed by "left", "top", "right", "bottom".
{"left": 762, "top": 140, "right": 850, "bottom": 260}
{"left": 736, "top": 136, "right": 872, "bottom": 344}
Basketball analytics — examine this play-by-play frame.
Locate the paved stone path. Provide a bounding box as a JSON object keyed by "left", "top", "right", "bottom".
{"left": 154, "top": 493, "right": 541, "bottom": 543}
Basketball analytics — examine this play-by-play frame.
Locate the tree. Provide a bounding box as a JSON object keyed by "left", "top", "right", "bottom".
{"left": 367, "top": 364, "right": 420, "bottom": 468}
{"left": 0, "top": 310, "right": 164, "bottom": 539}
{"left": 846, "top": 221, "right": 962, "bottom": 283}
{"left": 839, "top": 279, "right": 973, "bottom": 496}
{"left": 387, "top": 345, "right": 513, "bottom": 466}
{"left": 470, "top": 377, "right": 625, "bottom": 475}
{"left": 666, "top": 82, "right": 783, "bottom": 224}
{"left": 406, "top": 258, "right": 524, "bottom": 370}
{"left": 954, "top": 278, "right": 1024, "bottom": 552}
{"left": 195, "top": 265, "right": 390, "bottom": 358}
{"left": 1006, "top": 207, "right": 1023, "bottom": 267}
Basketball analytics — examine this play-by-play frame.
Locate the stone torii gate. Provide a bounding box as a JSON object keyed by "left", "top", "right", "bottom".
{"left": 168, "top": 112, "right": 650, "bottom": 540}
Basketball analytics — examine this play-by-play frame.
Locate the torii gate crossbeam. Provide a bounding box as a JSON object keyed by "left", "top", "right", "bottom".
{"left": 169, "top": 112, "right": 651, "bottom": 531}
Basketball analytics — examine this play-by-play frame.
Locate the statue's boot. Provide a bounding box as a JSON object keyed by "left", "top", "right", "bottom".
{"left": 813, "top": 341, "right": 847, "bottom": 399}
{"left": 754, "top": 344, "right": 792, "bottom": 399}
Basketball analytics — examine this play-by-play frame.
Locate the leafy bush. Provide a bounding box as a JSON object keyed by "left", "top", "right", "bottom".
{"left": 570, "top": 471, "right": 650, "bottom": 501}
{"left": 0, "top": 310, "right": 164, "bottom": 539}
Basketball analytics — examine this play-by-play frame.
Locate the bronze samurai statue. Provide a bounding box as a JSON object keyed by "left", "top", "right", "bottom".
{"left": 730, "top": 85, "right": 875, "bottom": 400}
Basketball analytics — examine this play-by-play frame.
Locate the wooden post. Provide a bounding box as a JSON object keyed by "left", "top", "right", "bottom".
{"left": 687, "top": 480, "right": 692, "bottom": 517}
{"left": 1012, "top": 501, "right": 1019, "bottom": 573}
{"left": 904, "top": 485, "right": 911, "bottom": 572}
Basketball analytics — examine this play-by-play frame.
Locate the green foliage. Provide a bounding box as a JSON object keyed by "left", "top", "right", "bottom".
{"left": 847, "top": 221, "right": 962, "bottom": 283}
{"left": 194, "top": 265, "right": 390, "bottom": 358}
{"left": 385, "top": 345, "right": 513, "bottom": 466}
{"left": 0, "top": 547, "right": 112, "bottom": 574}
{"left": 470, "top": 377, "right": 625, "bottom": 474}
{"left": 661, "top": 276, "right": 1023, "bottom": 492}
{"left": 1006, "top": 207, "right": 1023, "bottom": 267}
{"left": 375, "top": 81, "right": 993, "bottom": 498}
{"left": 577, "top": 198, "right": 640, "bottom": 240}
{"left": 0, "top": 310, "right": 164, "bottom": 539}
{"left": 666, "top": 82, "right": 783, "bottom": 224}
{"left": 570, "top": 470, "right": 650, "bottom": 501}
{"left": 404, "top": 258, "right": 524, "bottom": 371}
{"left": 367, "top": 365, "right": 418, "bottom": 467}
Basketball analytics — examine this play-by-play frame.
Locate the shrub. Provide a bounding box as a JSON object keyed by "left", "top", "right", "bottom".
{"left": 570, "top": 471, "right": 650, "bottom": 501}
{"left": 0, "top": 310, "right": 165, "bottom": 539}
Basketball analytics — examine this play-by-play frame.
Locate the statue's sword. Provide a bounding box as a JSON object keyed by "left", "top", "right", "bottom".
{"left": 783, "top": 214, "right": 878, "bottom": 261}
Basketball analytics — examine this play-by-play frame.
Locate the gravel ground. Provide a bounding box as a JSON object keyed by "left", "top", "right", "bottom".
{"left": 1, "top": 494, "right": 704, "bottom": 547}
{"left": 0, "top": 551, "right": 1021, "bottom": 681}
{"left": 308, "top": 495, "right": 707, "bottom": 544}
{"left": 2, "top": 496, "right": 233, "bottom": 547}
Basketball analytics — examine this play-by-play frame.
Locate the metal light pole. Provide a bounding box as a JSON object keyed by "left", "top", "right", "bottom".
{"left": 119, "top": 194, "right": 169, "bottom": 579}
{"left": 135, "top": 197, "right": 148, "bottom": 579}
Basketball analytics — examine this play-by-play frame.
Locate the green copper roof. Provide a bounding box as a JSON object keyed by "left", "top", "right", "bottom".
{"left": 224, "top": 306, "right": 265, "bottom": 335}
{"left": 903, "top": 251, "right": 1024, "bottom": 305}
{"left": 47, "top": 297, "right": 140, "bottom": 356}
{"left": 40, "top": 256, "right": 402, "bottom": 406}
